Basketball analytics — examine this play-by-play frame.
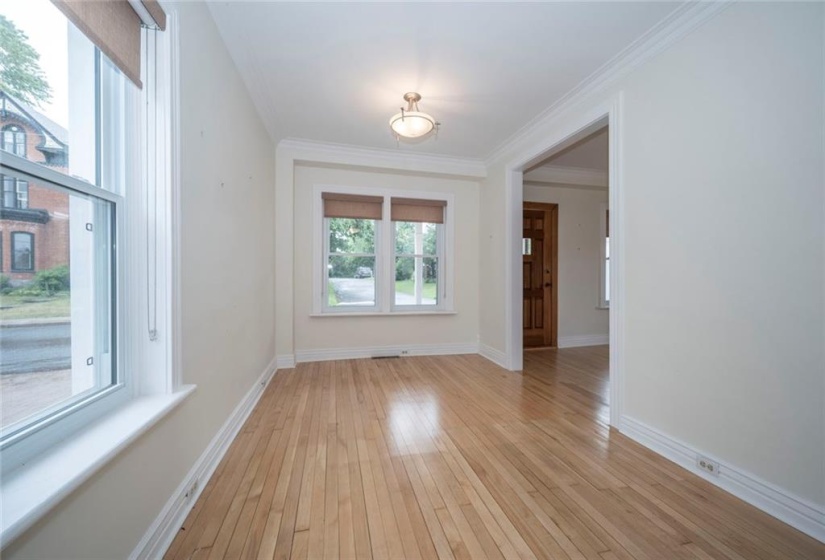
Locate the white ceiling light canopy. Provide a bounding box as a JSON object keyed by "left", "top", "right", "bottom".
{"left": 389, "top": 92, "right": 439, "bottom": 141}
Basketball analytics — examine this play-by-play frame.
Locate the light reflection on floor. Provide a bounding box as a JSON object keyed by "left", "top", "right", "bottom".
{"left": 388, "top": 394, "right": 440, "bottom": 455}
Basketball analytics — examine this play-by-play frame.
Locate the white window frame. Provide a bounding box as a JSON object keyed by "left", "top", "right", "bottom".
{"left": 312, "top": 184, "right": 455, "bottom": 316}
{"left": 321, "top": 215, "right": 382, "bottom": 313}
{"left": 390, "top": 220, "right": 446, "bottom": 312}
{"left": 0, "top": 12, "right": 190, "bottom": 545}
{"left": 599, "top": 202, "right": 610, "bottom": 309}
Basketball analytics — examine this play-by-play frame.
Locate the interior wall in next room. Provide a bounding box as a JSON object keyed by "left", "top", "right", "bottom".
{"left": 524, "top": 183, "right": 608, "bottom": 345}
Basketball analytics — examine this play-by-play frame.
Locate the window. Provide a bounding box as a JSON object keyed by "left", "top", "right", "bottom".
{"left": 10, "top": 232, "right": 34, "bottom": 271}
{"left": 316, "top": 187, "right": 453, "bottom": 315}
{"left": 392, "top": 198, "right": 445, "bottom": 309}
{"left": 2, "top": 125, "right": 26, "bottom": 157}
{"left": 0, "top": 0, "right": 154, "bottom": 469}
{"left": 322, "top": 193, "right": 382, "bottom": 312}
{"left": 2, "top": 176, "right": 28, "bottom": 209}
{"left": 0, "top": 0, "right": 179, "bottom": 539}
{"left": 599, "top": 203, "right": 610, "bottom": 308}
{"left": 1, "top": 30, "right": 122, "bottom": 448}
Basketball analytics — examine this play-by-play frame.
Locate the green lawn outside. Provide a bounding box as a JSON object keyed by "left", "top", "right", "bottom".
{"left": 395, "top": 279, "right": 436, "bottom": 300}
{"left": 327, "top": 281, "right": 339, "bottom": 306}
{"left": 0, "top": 293, "right": 71, "bottom": 321}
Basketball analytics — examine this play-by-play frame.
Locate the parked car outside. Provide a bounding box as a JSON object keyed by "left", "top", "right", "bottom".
{"left": 354, "top": 266, "right": 373, "bottom": 278}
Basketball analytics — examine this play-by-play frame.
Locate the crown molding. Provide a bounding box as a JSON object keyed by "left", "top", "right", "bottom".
{"left": 523, "top": 165, "right": 607, "bottom": 187}
{"left": 277, "top": 138, "right": 487, "bottom": 180}
{"left": 485, "top": 0, "right": 733, "bottom": 165}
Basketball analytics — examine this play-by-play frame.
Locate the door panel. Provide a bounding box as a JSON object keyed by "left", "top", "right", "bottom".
{"left": 523, "top": 204, "right": 557, "bottom": 348}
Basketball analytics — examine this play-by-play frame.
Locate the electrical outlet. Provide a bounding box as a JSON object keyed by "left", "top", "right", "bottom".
{"left": 185, "top": 479, "right": 199, "bottom": 499}
{"left": 696, "top": 456, "right": 720, "bottom": 477}
{"left": 400, "top": 350, "right": 410, "bottom": 355}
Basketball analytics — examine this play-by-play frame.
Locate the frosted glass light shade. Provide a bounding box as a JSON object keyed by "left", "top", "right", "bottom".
{"left": 389, "top": 111, "right": 436, "bottom": 139}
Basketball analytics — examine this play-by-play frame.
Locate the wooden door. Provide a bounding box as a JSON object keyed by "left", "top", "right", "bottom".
{"left": 523, "top": 203, "right": 558, "bottom": 348}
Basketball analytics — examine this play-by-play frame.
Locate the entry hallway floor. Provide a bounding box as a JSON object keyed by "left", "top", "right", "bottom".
{"left": 166, "top": 347, "right": 825, "bottom": 559}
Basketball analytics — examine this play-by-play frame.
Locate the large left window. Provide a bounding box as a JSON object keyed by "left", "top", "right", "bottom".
{"left": 0, "top": 1, "right": 131, "bottom": 451}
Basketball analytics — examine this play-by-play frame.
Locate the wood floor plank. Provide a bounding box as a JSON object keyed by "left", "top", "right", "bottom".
{"left": 167, "top": 349, "right": 825, "bottom": 560}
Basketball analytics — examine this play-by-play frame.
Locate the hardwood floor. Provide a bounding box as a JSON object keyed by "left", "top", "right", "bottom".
{"left": 166, "top": 347, "right": 824, "bottom": 559}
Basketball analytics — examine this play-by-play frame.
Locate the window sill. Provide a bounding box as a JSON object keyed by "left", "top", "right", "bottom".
{"left": 597, "top": 305, "right": 610, "bottom": 310}
{"left": 310, "top": 311, "right": 457, "bottom": 318}
{"left": 0, "top": 385, "right": 196, "bottom": 546}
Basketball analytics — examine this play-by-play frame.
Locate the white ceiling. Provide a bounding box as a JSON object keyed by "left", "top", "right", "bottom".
{"left": 207, "top": 1, "right": 680, "bottom": 160}
{"left": 523, "top": 127, "right": 608, "bottom": 187}
{"left": 542, "top": 127, "right": 609, "bottom": 171}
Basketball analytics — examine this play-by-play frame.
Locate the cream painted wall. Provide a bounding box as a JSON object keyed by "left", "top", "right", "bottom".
{"left": 524, "top": 184, "right": 608, "bottom": 341}
{"left": 3, "top": 2, "right": 276, "bottom": 558}
{"left": 481, "top": 2, "right": 824, "bottom": 506}
{"left": 292, "top": 164, "right": 479, "bottom": 353}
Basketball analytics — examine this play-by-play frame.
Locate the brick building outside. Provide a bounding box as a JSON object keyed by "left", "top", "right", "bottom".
{"left": 0, "top": 91, "right": 70, "bottom": 286}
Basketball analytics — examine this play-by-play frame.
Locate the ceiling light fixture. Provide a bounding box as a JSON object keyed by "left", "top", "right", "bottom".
{"left": 389, "top": 92, "right": 439, "bottom": 140}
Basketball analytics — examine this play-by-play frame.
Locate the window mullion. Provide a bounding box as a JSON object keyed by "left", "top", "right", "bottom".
{"left": 414, "top": 222, "right": 423, "bottom": 305}
{"left": 439, "top": 223, "right": 445, "bottom": 304}
{"left": 380, "top": 201, "right": 391, "bottom": 312}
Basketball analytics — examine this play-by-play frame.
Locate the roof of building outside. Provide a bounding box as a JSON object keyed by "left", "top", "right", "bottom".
{"left": 0, "top": 91, "right": 68, "bottom": 151}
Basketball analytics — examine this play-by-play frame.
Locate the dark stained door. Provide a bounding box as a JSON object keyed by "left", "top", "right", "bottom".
{"left": 523, "top": 204, "right": 557, "bottom": 348}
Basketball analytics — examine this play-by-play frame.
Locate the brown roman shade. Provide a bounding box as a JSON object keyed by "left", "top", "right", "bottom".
{"left": 322, "top": 193, "right": 383, "bottom": 220}
{"left": 391, "top": 197, "right": 446, "bottom": 224}
{"left": 141, "top": 0, "right": 166, "bottom": 31}
{"left": 51, "top": 0, "right": 168, "bottom": 89}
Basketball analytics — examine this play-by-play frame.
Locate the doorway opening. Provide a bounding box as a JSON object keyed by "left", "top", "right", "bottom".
{"left": 520, "top": 124, "right": 610, "bottom": 419}
{"left": 504, "top": 97, "right": 621, "bottom": 427}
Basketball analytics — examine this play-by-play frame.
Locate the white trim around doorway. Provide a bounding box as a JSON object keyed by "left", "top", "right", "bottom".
{"left": 503, "top": 93, "right": 624, "bottom": 428}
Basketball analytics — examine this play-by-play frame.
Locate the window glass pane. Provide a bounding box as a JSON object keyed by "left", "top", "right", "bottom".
{"left": 328, "top": 218, "right": 375, "bottom": 254}
{"left": 17, "top": 180, "right": 28, "bottom": 208}
{"left": 423, "top": 223, "right": 437, "bottom": 254}
{"left": 395, "top": 221, "right": 415, "bottom": 254}
{"left": 3, "top": 176, "right": 15, "bottom": 207}
{"left": 395, "top": 256, "right": 438, "bottom": 306}
{"left": 0, "top": 0, "right": 127, "bottom": 189}
{"left": 1, "top": 125, "right": 26, "bottom": 156}
{"left": 0, "top": 180, "right": 116, "bottom": 436}
{"left": 395, "top": 221, "right": 438, "bottom": 255}
{"left": 11, "top": 233, "right": 33, "bottom": 270}
{"left": 605, "top": 238, "right": 610, "bottom": 303}
{"left": 327, "top": 256, "right": 375, "bottom": 307}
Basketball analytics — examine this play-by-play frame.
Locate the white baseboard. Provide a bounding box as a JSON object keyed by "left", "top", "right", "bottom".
{"left": 621, "top": 416, "right": 825, "bottom": 543}
{"left": 558, "top": 334, "right": 609, "bottom": 348}
{"left": 129, "top": 357, "right": 278, "bottom": 560}
{"left": 276, "top": 354, "right": 296, "bottom": 369}
{"left": 479, "top": 344, "right": 508, "bottom": 369}
{"left": 295, "top": 342, "right": 478, "bottom": 364}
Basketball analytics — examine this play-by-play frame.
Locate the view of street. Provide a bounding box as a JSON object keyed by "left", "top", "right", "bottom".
{"left": 0, "top": 322, "right": 71, "bottom": 374}
{"left": 0, "top": 319, "right": 72, "bottom": 428}
{"left": 329, "top": 278, "right": 436, "bottom": 306}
